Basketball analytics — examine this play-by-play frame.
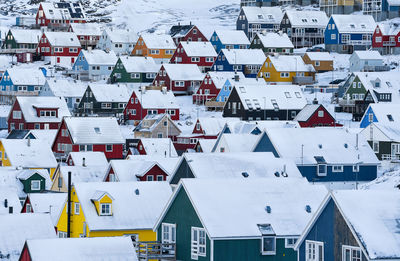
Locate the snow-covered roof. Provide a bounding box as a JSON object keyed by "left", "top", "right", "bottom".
{"left": 162, "top": 178, "right": 326, "bottom": 238}
{"left": 197, "top": 117, "right": 240, "bottom": 136}
{"left": 213, "top": 30, "right": 250, "bottom": 45}
{"left": 6, "top": 67, "right": 45, "bottom": 86}
{"left": 294, "top": 104, "right": 326, "bottom": 122}
{"left": 236, "top": 84, "right": 307, "bottom": 110}
{"left": 0, "top": 169, "right": 26, "bottom": 198}
{"left": 75, "top": 181, "right": 172, "bottom": 231}
{"left": 27, "top": 129, "right": 58, "bottom": 147}
{"left": 331, "top": 15, "right": 376, "bottom": 33}
{"left": 58, "top": 165, "right": 108, "bottom": 185}
{"left": 220, "top": 49, "right": 266, "bottom": 65}
{"left": 377, "top": 21, "right": 400, "bottom": 35}
{"left": 197, "top": 139, "right": 216, "bottom": 153}
{"left": 43, "top": 78, "right": 87, "bottom": 98}
{"left": 162, "top": 64, "right": 204, "bottom": 81}
{"left": 366, "top": 103, "right": 400, "bottom": 125}
{"left": 27, "top": 193, "right": 67, "bottom": 225}
{"left": 103, "top": 29, "right": 138, "bottom": 44}
{"left": 1, "top": 139, "right": 57, "bottom": 168}
{"left": 353, "top": 50, "right": 382, "bottom": 60}
{"left": 214, "top": 133, "right": 260, "bottom": 152}
{"left": 108, "top": 159, "right": 169, "bottom": 181}
{"left": 40, "top": 2, "right": 86, "bottom": 20}
{"left": 44, "top": 32, "right": 81, "bottom": 47}
{"left": 256, "top": 32, "right": 294, "bottom": 48}
{"left": 332, "top": 190, "right": 400, "bottom": 259}
{"left": 141, "top": 33, "right": 176, "bottom": 49}
{"left": 133, "top": 89, "right": 179, "bottom": 109}
{"left": 9, "top": 29, "right": 41, "bottom": 44}
{"left": 120, "top": 56, "right": 160, "bottom": 73}
{"left": 241, "top": 6, "right": 283, "bottom": 24}
{"left": 304, "top": 52, "right": 333, "bottom": 61}
{"left": 0, "top": 213, "right": 56, "bottom": 260}
{"left": 26, "top": 237, "right": 138, "bottom": 261}
{"left": 139, "top": 138, "right": 178, "bottom": 157}
{"left": 269, "top": 55, "right": 315, "bottom": 72}
{"left": 264, "top": 128, "right": 379, "bottom": 165}
{"left": 82, "top": 50, "right": 118, "bottom": 65}
{"left": 64, "top": 117, "right": 125, "bottom": 144}
{"left": 0, "top": 187, "right": 21, "bottom": 214}
{"left": 285, "top": 10, "right": 328, "bottom": 28}
{"left": 180, "top": 41, "right": 217, "bottom": 57}
{"left": 126, "top": 155, "right": 180, "bottom": 175}
{"left": 68, "top": 152, "right": 108, "bottom": 167}
{"left": 15, "top": 96, "right": 71, "bottom": 123}
{"left": 207, "top": 71, "right": 245, "bottom": 89}
{"left": 224, "top": 120, "right": 299, "bottom": 134}
{"left": 88, "top": 83, "right": 131, "bottom": 103}
{"left": 354, "top": 71, "right": 400, "bottom": 103}
{"left": 69, "top": 23, "right": 102, "bottom": 36}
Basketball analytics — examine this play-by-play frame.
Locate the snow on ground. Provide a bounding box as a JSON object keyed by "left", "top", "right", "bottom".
{"left": 362, "top": 163, "right": 400, "bottom": 190}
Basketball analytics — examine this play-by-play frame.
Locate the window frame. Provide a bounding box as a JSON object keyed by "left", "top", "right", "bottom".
{"left": 31, "top": 180, "right": 41, "bottom": 191}
{"left": 342, "top": 245, "right": 361, "bottom": 261}
{"left": 261, "top": 236, "right": 276, "bottom": 255}
{"left": 306, "top": 240, "right": 324, "bottom": 261}
{"left": 332, "top": 165, "right": 344, "bottom": 172}
{"left": 74, "top": 202, "right": 80, "bottom": 215}
{"left": 100, "top": 203, "right": 112, "bottom": 216}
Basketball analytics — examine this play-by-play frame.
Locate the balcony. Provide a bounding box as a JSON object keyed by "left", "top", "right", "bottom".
{"left": 343, "top": 40, "right": 372, "bottom": 46}
{"left": 362, "top": 65, "right": 390, "bottom": 72}
{"left": 383, "top": 41, "right": 396, "bottom": 47}
{"left": 133, "top": 241, "right": 176, "bottom": 260}
{"left": 293, "top": 76, "right": 315, "bottom": 85}
{"left": 291, "top": 32, "right": 324, "bottom": 38}
{"left": 381, "top": 154, "right": 400, "bottom": 162}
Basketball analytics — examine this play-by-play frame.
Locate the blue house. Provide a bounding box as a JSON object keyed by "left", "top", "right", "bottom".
{"left": 213, "top": 49, "right": 266, "bottom": 78}
{"left": 72, "top": 49, "right": 118, "bottom": 81}
{"left": 236, "top": 6, "right": 283, "bottom": 39}
{"left": 359, "top": 103, "right": 400, "bottom": 128}
{"left": 215, "top": 73, "right": 261, "bottom": 103}
{"left": 253, "top": 128, "right": 379, "bottom": 189}
{"left": 325, "top": 15, "right": 376, "bottom": 54}
{"left": 209, "top": 30, "right": 250, "bottom": 53}
{"left": 0, "top": 67, "right": 46, "bottom": 104}
{"left": 295, "top": 190, "right": 400, "bottom": 261}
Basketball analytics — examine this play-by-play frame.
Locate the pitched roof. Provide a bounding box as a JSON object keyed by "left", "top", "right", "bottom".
{"left": 241, "top": 6, "right": 283, "bottom": 24}
{"left": 180, "top": 41, "right": 217, "bottom": 57}
{"left": 126, "top": 155, "right": 180, "bottom": 175}
{"left": 294, "top": 104, "right": 329, "bottom": 122}
{"left": 304, "top": 52, "right": 333, "bottom": 61}
{"left": 285, "top": 10, "right": 328, "bottom": 28}
{"left": 366, "top": 103, "right": 400, "bottom": 125}
{"left": 0, "top": 213, "right": 56, "bottom": 260}
{"left": 256, "top": 32, "right": 294, "bottom": 48}
{"left": 120, "top": 56, "right": 160, "bottom": 73}
{"left": 139, "top": 138, "right": 178, "bottom": 157}
{"left": 197, "top": 117, "right": 240, "bottom": 136}
{"left": 377, "top": 21, "right": 400, "bottom": 35}
{"left": 133, "top": 89, "right": 179, "bottom": 109}
{"left": 64, "top": 117, "right": 125, "bottom": 144}
{"left": 40, "top": 2, "right": 86, "bottom": 20}
{"left": 74, "top": 182, "right": 172, "bottom": 231}
{"left": 6, "top": 67, "right": 46, "bottom": 86}
{"left": 88, "top": 83, "right": 131, "bottom": 103}
{"left": 15, "top": 96, "right": 71, "bottom": 123}
{"left": 81, "top": 50, "right": 118, "bottom": 65}
{"left": 269, "top": 55, "right": 315, "bottom": 72}
{"left": 354, "top": 71, "right": 400, "bottom": 103}
{"left": 161, "top": 178, "right": 327, "bottom": 238}
{"left": 69, "top": 23, "right": 102, "bottom": 36}
{"left": 213, "top": 30, "right": 250, "bottom": 45}
{"left": 169, "top": 24, "right": 194, "bottom": 38}
{"left": 26, "top": 237, "right": 138, "bottom": 261}
{"left": 353, "top": 50, "right": 382, "bottom": 60}
{"left": 207, "top": 71, "right": 245, "bottom": 89}
{"left": 27, "top": 193, "right": 67, "bottom": 225}
{"left": 141, "top": 33, "right": 176, "bottom": 49}
{"left": 58, "top": 165, "right": 108, "bottom": 185}
{"left": 0, "top": 168, "right": 29, "bottom": 198}
{"left": 10, "top": 29, "right": 41, "bottom": 44}
{"left": 214, "top": 133, "right": 260, "bottom": 152}
{"left": 103, "top": 29, "right": 138, "bottom": 43}
{"left": 162, "top": 64, "right": 204, "bottom": 81}
{"left": 331, "top": 14, "right": 376, "bottom": 33}
{"left": 28, "top": 129, "right": 58, "bottom": 147}
{"left": 68, "top": 152, "right": 108, "bottom": 167}
{"left": 220, "top": 49, "right": 266, "bottom": 65}
{"left": 44, "top": 32, "right": 81, "bottom": 47}
{"left": 42, "top": 78, "right": 86, "bottom": 98}
{"left": 108, "top": 160, "right": 169, "bottom": 181}
{"left": 0, "top": 187, "right": 21, "bottom": 214}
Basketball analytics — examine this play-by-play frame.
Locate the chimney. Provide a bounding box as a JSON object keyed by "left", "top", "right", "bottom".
{"left": 82, "top": 157, "right": 86, "bottom": 167}
{"left": 313, "top": 98, "right": 318, "bottom": 104}
{"left": 27, "top": 137, "right": 31, "bottom": 147}
{"left": 234, "top": 72, "right": 240, "bottom": 82}
{"left": 8, "top": 206, "right": 13, "bottom": 214}
{"left": 4, "top": 199, "right": 7, "bottom": 208}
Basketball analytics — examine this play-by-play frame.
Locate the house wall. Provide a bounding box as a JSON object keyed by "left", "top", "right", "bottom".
{"left": 174, "top": 26, "right": 208, "bottom": 45}
{"left": 138, "top": 165, "right": 168, "bottom": 181}
{"left": 169, "top": 158, "right": 194, "bottom": 185}
{"left": 170, "top": 43, "right": 216, "bottom": 72}
{"left": 193, "top": 74, "right": 219, "bottom": 103}
{"left": 216, "top": 81, "right": 233, "bottom": 103}
{"left": 131, "top": 36, "right": 175, "bottom": 60}
{"left": 298, "top": 106, "right": 339, "bottom": 127}
{"left": 37, "top": 34, "right": 81, "bottom": 64}
{"left": 359, "top": 106, "right": 377, "bottom": 128}
{"left": 260, "top": 57, "right": 315, "bottom": 83}
{"left": 302, "top": 55, "right": 333, "bottom": 72}
{"left": 250, "top": 34, "right": 293, "bottom": 55}
{"left": 343, "top": 75, "right": 367, "bottom": 101}
{"left": 19, "top": 244, "right": 31, "bottom": 261}
{"left": 210, "top": 31, "right": 250, "bottom": 53}
{"left": 20, "top": 173, "right": 46, "bottom": 193}
{"left": 297, "top": 165, "right": 377, "bottom": 182}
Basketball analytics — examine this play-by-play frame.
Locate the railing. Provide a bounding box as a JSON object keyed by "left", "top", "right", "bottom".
{"left": 361, "top": 65, "right": 390, "bottom": 72}
{"left": 0, "top": 90, "right": 39, "bottom": 96}
{"left": 0, "top": 48, "right": 36, "bottom": 54}
{"left": 343, "top": 40, "right": 372, "bottom": 45}
{"left": 293, "top": 76, "right": 315, "bottom": 85}
{"left": 205, "top": 100, "right": 225, "bottom": 108}
{"left": 291, "top": 33, "right": 325, "bottom": 37}
{"left": 381, "top": 154, "right": 400, "bottom": 161}
{"left": 383, "top": 41, "right": 396, "bottom": 46}
{"left": 133, "top": 241, "right": 176, "bottom": 261}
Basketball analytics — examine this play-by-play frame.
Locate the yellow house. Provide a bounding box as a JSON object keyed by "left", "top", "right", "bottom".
{"left": 131, "top": 33, "right": 176, "bottom": 62}
{"left": 0, "top": 139, "right": 57, "bottom": 176}
{"left": 56, "top": 181, "right": 172, "bottom": 241}
{"left": 259, "top": 55, "right": 316, "bottom": 85}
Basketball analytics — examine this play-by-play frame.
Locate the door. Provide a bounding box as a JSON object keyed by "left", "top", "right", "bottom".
{"left": 44, "top": 124, "right": 49, "bottom": 130}
{"left": 56, "top": 57, "right": 60, "bottom": 63}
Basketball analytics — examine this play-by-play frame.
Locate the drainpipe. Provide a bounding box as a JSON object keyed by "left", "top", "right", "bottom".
{"left": 67, "top": 171, "right": 72, "bottom": 238}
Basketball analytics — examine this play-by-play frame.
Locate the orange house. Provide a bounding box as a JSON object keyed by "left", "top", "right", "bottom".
{"left": 131, "top": 34, "right": 176, "bottom": 63}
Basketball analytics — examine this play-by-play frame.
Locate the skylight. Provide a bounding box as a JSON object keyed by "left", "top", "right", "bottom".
{"left": 350, "top": 24, "right": 355, "bottom": 28}
{"left": 387, "top": 114, "right": 394, "bottom": 121}
{"left": 239, "top": 86, "right": 246, "bottom": 93}
{"left": 258, "top": 14, "right": 264, "bottom": 19}
{"left": 94, "top": 127, "right": 101, "bottom": 134}
{"left": 295, "top": 92, "right": 302, "bottom": 98}
{"left": 285, "top": 92, "right": 291, "bottom": 98}
{"left": 258, "top": 224, "right": 275, "bottom": 235}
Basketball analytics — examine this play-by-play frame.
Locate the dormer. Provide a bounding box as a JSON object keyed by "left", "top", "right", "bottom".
{"left": 90, "top": 190, "right": 114, "bottom": 216}
{"left": 371, "top": 78, "right": 381, "bottom": 88}
{"left": 33, "top": 105, "right": 59, "bottom": 118}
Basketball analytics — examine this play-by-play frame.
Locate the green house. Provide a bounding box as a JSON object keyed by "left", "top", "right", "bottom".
{"left": 110, "top": 56, "right": 160, "bottom": 83}
{"left": 250, "top": 32, "right": 294, "bottom": 55}
{"left": 18, "top": 169, "right": 49, "bottom": 194}
{"left": 2, "top": 29, "right": 41, "bottom": 51}
{"left": 342, "top": 73, "right": 367, "bottom": 100}
{"left": 154, "top": 178, "right": 328, "bottom": 261}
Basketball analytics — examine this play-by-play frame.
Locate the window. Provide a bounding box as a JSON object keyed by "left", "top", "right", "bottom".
{"left": 191, "top": 57, "right": 200, "bottom": 62}
{"left": 262, "top": 237, "right": 276, "bottom": 255}
{"left": 106, "top": 144, "right": 113, "bottom": 152}
{"left": 375, "top": 36, "right": 382, "bottom": 43}
{"left": 315, "top": 61, "right": 320, "bottom": 67}
{"left": 342, "top": 34, "right": 350, "bottom": 43}
{"left": 332, "top": 165, "right": 343, "bottom": 172}
{"left": 191, "top": 227, "right": 206, "bottom": 259}
{"left": 175, "top": 81, "right": 184, "bottom": 87}
{"left": 353, "top": 165, "right": 359, "bottom": 172}
{"left": 318, "top": 110, "right": 324, "bottom": 117}
{"left": 58, "top": 231, "right": 67, "bottom": 238}
{"left": 373, "top": 141, "right": 379, "bottom": 153}
{"left": 162, "top": 223, "right": 176, "bottom": 244}
{"left": 317, "top": 164, "right": 327, "bottom": 176}
{"left": 74, "top": 202, "right": 80, "bottom": 215}
{"left": 100, "top": 203, "right": 111, "bottom": 215}
{"left": 368, "top": 113, "right": 374, "bottom": 123}
{"left": 131, "top": 73, "right": 140, "bottom": 79}
{"left": 285, "top": 238, "right": 298, "bottom": 248}
{"left": 13, "top": 111, "right": 21, "bottom": 119}
{"left": 342, "top": 245, "right": 361, "bottom": 261}
{"left": 31, "top": 180, "right": 40, "bottom": 191}
{"left": 147, "top": 175, "right": 154, "bottom": 181}
{"left": 157, "top": 175, "right": 164, "bottom": 181}
{"left": 306, "top": 240, "right": 324, "bottom": 261}
{"left": 331, "top": 34, "right": 336, "bottom": 40}
{"left": 387, "top": 114, "right": 394, "bottom": 121}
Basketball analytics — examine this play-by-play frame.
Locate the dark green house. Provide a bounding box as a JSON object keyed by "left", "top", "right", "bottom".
{"left": 18, "top": 169, "right": 49, "bottom": 193}
{"left": 2, "top": 29, "right": 41, "bottom": 51}
{"left": 250, "top": 32, "right": 294, "bottom": 55}
{"left": 154, "top": 178, "right": 328, "bottom": 261}
{"left": 110, "top": 56, "right": 160, "bottom": 83}
{"left": 77, "top": 83, "right": 131, "bottom": 117}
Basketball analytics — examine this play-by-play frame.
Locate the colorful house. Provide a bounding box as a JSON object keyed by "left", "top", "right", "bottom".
{"left": 97, "top": 29, "right": 137, "bottom": 55}
{"left": 131, "top": 34, "right": 176, "bottom": 63}
{"left": 154, "top": 178, "right": 327, "bottom": 261}
{"left": 169, "top": 23, "right": 208, "bottom": 45}
{"left": 215, "top": 72, "right": 259, "bottom": 103}
{"left": 349, "top": 50, "right": 386, "bottom": 72}
{"left": 133, "top": 114, "right": 181, "bottom": 139}
{"left": 170, "top": 41, "right": 217, "bottom": 72}
{"left": 68, "top": 23, "right": 102, "bottom": 49}
{"left": 110, "top": 56, "right": 159, "bottom": 83}
{"left": 250, "top": 32, "right": 294, "bottom": 55}
{"left": 52, "top": 117, "right": 125, "bottom": 160}
{"left": 56, "top": 182, "right": 172, "bottom": 240}
{"left": 302, "top": 52, "right": 333, "bottom": 73}
{"left": 152, "top": 64, "right": 203, "bottom": 94}
{"left": 295, "top": 190, "right": 400, "bottom": 261}
{"left": 359, "top": 103, "right": 400, "bottom": 128}
{"left": 2, "top": 29, "right": 41, "bottom": 53}
{"left": 66, "top": 151, "right": 108, "bottom": 167}
{"left": 72, "top": 49, "right": 118, "bottom": 81}
{"left": 325, "top": 15, "right": 376, "bottom": 54}
{"left": 134, "top": 138, "right": 178, "bottom": 157}
{"left": 209, "top": 30, "right": 250, "bottom": 53}
{"left": 213, "top": 49, "right": 266, "bottom": 78}
{"left": 372, "top": 22, "right": 400, "bottom": 54}
{"left": 123, "top": 88, "right": 179, "bottom": 123}
{"left": 294, "top": 104, "right": 342, "bottom": 127}
{"left": 35, "top": 2, "right": 86, "bottom": 30}
{"left": 259, "top": 55, "right": 315, "bottom": 85}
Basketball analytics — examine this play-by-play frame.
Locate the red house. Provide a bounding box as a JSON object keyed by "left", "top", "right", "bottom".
{"left": 68, "top": 23, "right": 101, "bottom": 49}
{"left": 104, "top": 160, "right": 169, "bottom": 182}
{"left": 153, "top": 64, "right": 203, "bottom": 94}
{"left": 8, "top": 96, "right": 71, "bottom": 132}
{"left": 170, "top": 41, "right": 217, "bottom": 72}
{"left": 372, "top": 24, "right": 400, "bottom": 55}
{"left": 123, "top": 88, "right": 179, "bottom": 123}
{"left": 37, "top": 31, "right": 81, "bottom": 66}
{"left": 169, "top": 24, "right": 208, "bottom": 45}
{"left": 52, "top": 117, "right": 125, "bottom": 160}
{"left": 35, "top": 2, "right": 86, "bottom": 30}
{"left": 294, "top": 104, "right": 342, "bottom": 128}
{"left": 133, "top": 138, "right": 178, "bottom": 157}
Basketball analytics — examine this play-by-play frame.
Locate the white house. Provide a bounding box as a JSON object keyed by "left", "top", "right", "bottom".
{"left": 349, "top": 50, "right": 386, "bottom": 72}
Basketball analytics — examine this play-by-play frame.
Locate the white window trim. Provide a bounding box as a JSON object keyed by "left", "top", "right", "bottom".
{"left": 285, "top": 237, "right": 298, "bottom": 248}
{"left": 191, "top": 227, "right": 206, "bottom": 259}
{"left": 332, "top": 165, "right": 344, "bottom": 172}
{"left": 261, "top": 236, "right": 276, "bottom": 255}
{"left": 161, "top": 223, "right": 176, "bottom": 243}
{"left": 100, "top": 203, "right": 112, "bottom": 216}
{"left": 317, "top": 164, "right": 327, "bottom": 177}
{"left": 74, "top": 202, "right": 80, "bottom": 215}
{"left": 342, "top": 245, "right": 362, "bottom": 261}
{"left": 306, "top": 240, "right": 324, "bottom": 261}
{"left": 31, "top": 180, "right": 41, "bottom": 191}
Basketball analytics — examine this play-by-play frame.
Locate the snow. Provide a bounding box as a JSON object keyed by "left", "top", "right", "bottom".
{"left": 331, "top": 14, "right": 376, "bottom": 33}
{"left": 214, "top": 133, "right": 260, "bottom": 152}
{"left": 162, "top": 64, "right": 204, "bottom": 81}
{"left": 108, "top": 160, "right": 169, "bottom": 181}
{"left": 213, "top": 30, "right": 250, "bottom": 45}
{"left": 89, "top": 83, "right": 131, "bottom": 103}
{"left": 0, "top": 187, "right": 21, "bottom": 214}
{"left": 68, "top": 152, "right": 108, "bottom": 167}
{"left": 103, "top": 28, "right": 138, "bottom": 44}
{"left": 353, "top": 50, "right": 383, "bottom": 60}
{"left": 141, "top": 33, "right": 176, "bottom": 49}
{"left": 207, "top": 71, "right": 244, "bottom": 89}
{"left": 197, "top": 117, "right": 239, "bottom": 136}
{"left": 221, "top": 49, "right": 266, "bottom": 65}
{"left": 269, "top": 55, "right": 315, "bottom": 72}
{"left": 9, "top": 29, "right": 41, "bottom": 44}
{"left": 74, "top": 181, "right": 172, "bottom": 231}
{"left": 126, "top": 155, "right": 181, "bottom": 175}
{"left": 42, "top": 78, "right": 87, "bottom": 98}
{"left": 82, "top": 50, "right": 118, "bottom": 66}
{"left": 173, "top": 178, "right": 327, "bottom": 238}
{"left": 257, "top": 32, "right": 294, "bottom": 48}
{"left": 353, "top": 72, "right": 400, "bottom": 103}
{"left": 180, "top": 41, "right": 217, "bottom": 57}
{"left": 241, "top": 6, "right": 283, "bottom": 24}
{"left": 304, "top": 52, "right": 333, "bottom": 61}
{"left": 44, "top": 32, "right": 81, "bottom": 47}
{"left": 58, "top": 165, "right": 108, "bottom": 185}
{"left": 27, "top": 193, "right": 67, "bottom": 225}
{"left": 294, "top": 104, "right": 321, "bottom": 121}
{"left": 121, "top": 56, "right": 160, "bottom": 73}
{"left": 40, "top": 2, "right": 86, "bottom": 21}
{"left": 365, "top": 104, "right": 400, "bottom": 125}
{"left": 133, "top": 89, "right": 179, "bottom": 109}
{"left": 69, "top": 23, "right": 102, "bottom": 36}
{"left": 26, "top": 237, "right": 138, "bottom": 261}
{"left": 139, "top": 138, "right": 178, "bottom": 157}
{"left": 285, "top": 10, "right": 328, "bottom": 28}
{"left": 7, "top": 67, "right": 46, "bottom": 86}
